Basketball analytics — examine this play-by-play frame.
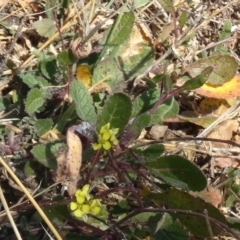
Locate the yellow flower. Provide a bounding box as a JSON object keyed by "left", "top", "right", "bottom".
{"left": 100, "top": 123, "right": 111, "bottom": 134}
{"left": 92, "top": 143, "right": 102, "bottom": 151}
{"left": 92, "top": 123, "right": 119, "bottom": 151}
{"left": 70, "top": 202, "right": 83, "bottom": 218}
{"left": 89, "top": 199, "right": 102, "bottom": 216}
{"left": 91, "top": 206, "right": 101, "bottom": 216}
{"left": 70, "top": 185, "right": 103, "bottom": 218}
{"left": 110, "top": 135, "right": 118, "bottom": 145}
{"left": 81, "top": 204, "right": 91, "bottom": 214}
{"left": 102, "top": 140, "right": 111, "bottom": 150}
{"left": 75, "top": 184, "right": 91, "bottom": 203}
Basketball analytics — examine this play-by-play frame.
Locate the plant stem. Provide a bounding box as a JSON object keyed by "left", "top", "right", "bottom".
{"left": 108, "top": 151, "right": 144, "bottom": 208}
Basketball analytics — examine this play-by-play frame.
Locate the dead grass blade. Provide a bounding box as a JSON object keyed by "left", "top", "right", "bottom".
{"left": 0, "top": 185, "right": 22, "bottom": 240}
{"left": 0, "top": 156, "right": 63, "bottom": 240}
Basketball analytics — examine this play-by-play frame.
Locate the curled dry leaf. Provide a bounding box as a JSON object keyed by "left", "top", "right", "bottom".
{"left": 70, "top": 37, "right": 92, "bottom": 59}
{"left": 53, "top": 126, "right": 82, "bottom": 196}
{"left": 89, "top": 81, "right": 112, "bottom": 94}
{"left": 40, "top": 130, "right": 65, "bottom": 143}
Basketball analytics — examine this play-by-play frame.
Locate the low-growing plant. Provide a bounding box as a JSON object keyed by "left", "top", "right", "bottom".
{"left": 1, "top": 6, "right": 240, "bottom": 240}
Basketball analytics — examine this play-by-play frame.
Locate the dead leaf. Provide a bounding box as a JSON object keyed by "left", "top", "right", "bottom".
{"left": 53, "top": 126, "right": 82, "bottom": 196}
{"left": 215, "top": 157, "right": 239, "bottom": 169}
{"left": 207, "top": 120, "right": 238, "bottom": 148}
{"left": 158, "top": 22, "right": 174, "bottom": 42}
{"left": 193, "top": 185, "right": 222, "bottom": 207}
{"left": 32, "top": 19, "right": 57, "bottom": 38}
{"left": 89, "top": 81, "right": 112, "bottom": 94}
{"left": 121, "top": 23, "right": 153, "bottom": 59}
{"left": 187, "top": 55, "right": 238, "bottom": 86}
{"left": 40, "top": 130, "right": 65, "bottom": 143}
{"left": 179, "top": 111, "right": 217, "bottom": 128}
{"left": 29, "top": 2, "right": 44, "bottom": 13}
{"left": 198, "top": 98, "right": 233, "bottom": 116}
{"left": 76, "top": 64, "right": 92, "bottom": 88}
{"left": 70, "top": 37, "right": 92, "bottom": 59}
{"left": 75, "top": 64, "right": 112, "bottom": 94}
{"left": 195, "top": 75, "right": 240, "bottom": 99}
{"left": 5, "top": 124, "right": 22, "bottom": 134}
{"left": 146, "top": 125, "right": 168, "bottom": 140}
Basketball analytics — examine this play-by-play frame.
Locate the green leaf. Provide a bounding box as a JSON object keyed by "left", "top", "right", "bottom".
{"left": 157, "top": 0, "right": 174, "bottom": 13}
{"left": 43, "top": 201, "right": 69, "bottom": 225}
{"left": 24, "top": 161, "right": 36, "bottom": 177}
{"left": 183, "top": 66, "right": 213, "bottom": 90}
{"left": 34, "top": 118, "right": 53, "bottom": 137}
{"left": 225, "top": 194, "right": 236, "bottom": 208}
{"left": 92, "top": 58, "right": 124, "bottom": 89}
{"left": 40, "top": 57, "right": 58, "bottom": 79}
{"left": 186, "top": 55, "right": 238, "bottom": 86}
{"left": 162, "top": 74, "right": 173, "bottom": 93}
{"left": 219, "top": 20, "right": 232, "bottom": 41}
{"left": 6, "top": 59, "right": 16, "bottom": 70}
{"left": 69, "top": 81, "right": 97, "bottom": 125}
{"left": 132, "top": 88, "right": 160, "bottom": 117}
{"left": 57, "top": 50, "right": 74, "bottom": 66}
{"left": 134, "top": 144, "right": 165, "bottom": 162}
{"left": 54, "top": 104, "right": 75, "bottom": 132}
{"left": 227, "top": 220, "right": 240, "bottom": 234}
{"left": 20, "top": 72, "right": 37, "bottom": 88}
{"left": 149, "top": 188, "right": 226, "bottom": 237}
{"left": 145, "top": 155, "right": 207, "bottom": 191}
{"left": 0, "top": 97, "right": 10, "bottom": 110}
{"left": 32, "top": 18, "right": 57, "bottom": 38}
{"left": 25, "top": 88, "right": 45, "bottom": 115}
{"left": 130, "top": 212, "right": 157, "bottom": 223}
{"left": 179, "top": 11, "right": 188, "bottom": 29}
{"left": 152, "top": 213, "right": 188, "bottom": 240}
{"left": 134, "top": 0, "right": 151, "bottom": 8}
{"left": 31, "top": 143, "right": 65, "bottom": 170}
{"left": 216, "top": 20, "right": 232, "bottom": 53}
{"left": 123, "top": 113, "right": 151, "bottom": 144}
{"left": 19, "top": 72, "right": 49, "bottom": 88}
{"left": 150, "top": 97, "right": 179, "bottom": 125}
{"left": 107, "top": 12, "right": 135, "bottom": 46}
{"left": 110, "top": 200, "right": 131, "bottom": 215}
{"left": 61, "top": 0, "right": 71, "bottom": 8}
{"left": 44, "top": 0, "right": 55, "bottom": 19}
{"left": 98, "top": 93, "right": 132, "bottom": 132}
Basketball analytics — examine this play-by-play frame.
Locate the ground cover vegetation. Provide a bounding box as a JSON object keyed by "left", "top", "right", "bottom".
{"left": 0, "top": 0, "right": 240, "bottom": 239}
